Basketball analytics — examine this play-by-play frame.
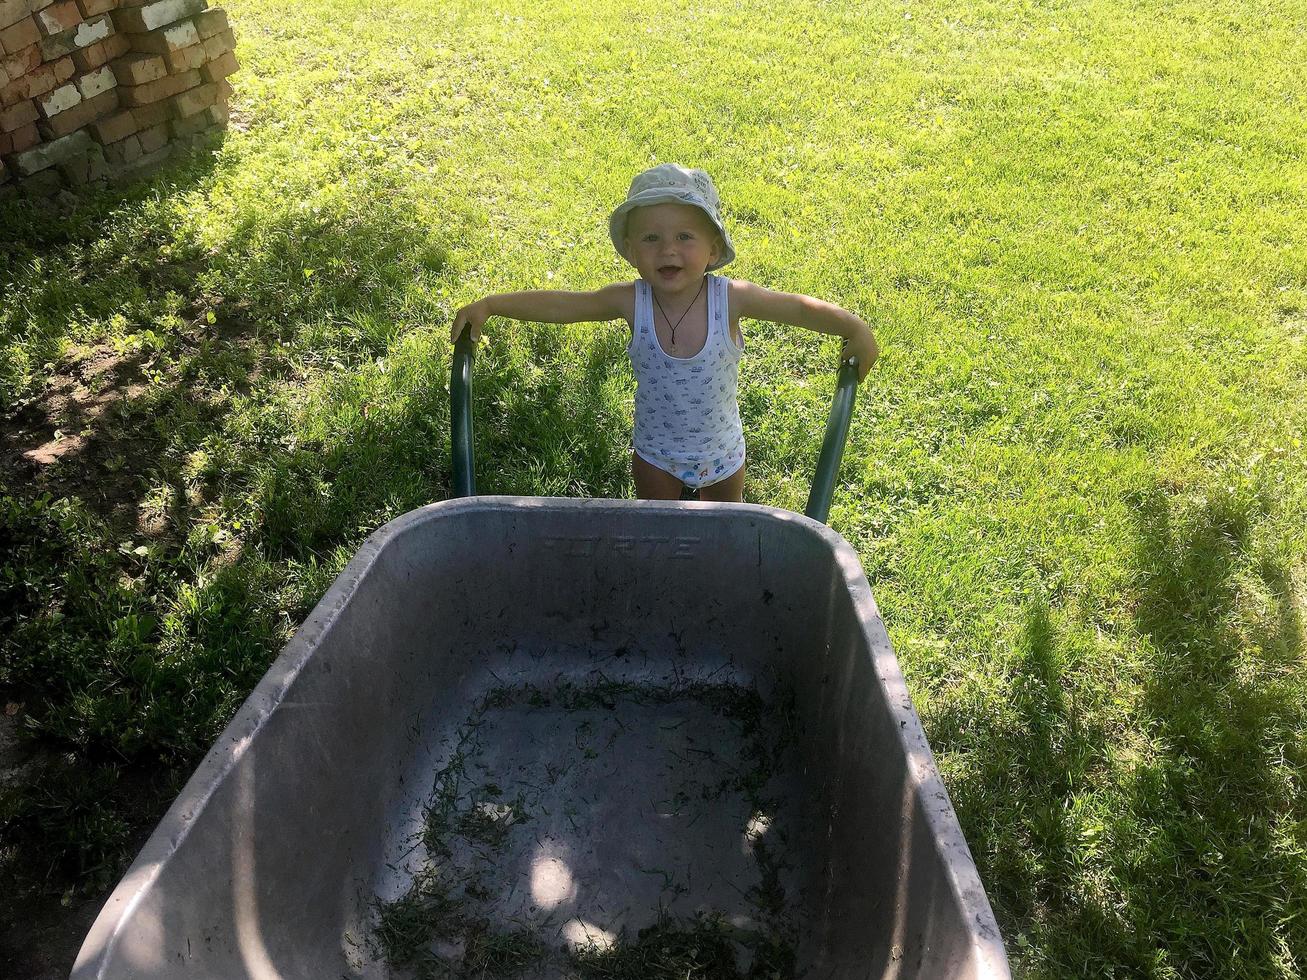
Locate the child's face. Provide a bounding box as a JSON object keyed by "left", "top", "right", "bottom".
{"left": 624, "top": 203, "right": 723, "bottom": 290}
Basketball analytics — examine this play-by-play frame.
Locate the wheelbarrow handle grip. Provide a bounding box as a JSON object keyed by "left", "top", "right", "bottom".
{"left": 804, "top": 355, "right": 861, "bottom": 524}
{"left": 451, "top": 325, "right": 477, "bottom": 497}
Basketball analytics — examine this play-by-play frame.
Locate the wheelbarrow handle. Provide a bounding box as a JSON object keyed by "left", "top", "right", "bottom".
{"left": 803, "top": 356, "right": 861, "bottom": 524}
{"left": 451, "top": 324, "right": 477, "bottom": 497}
{"left": 450, "top": 329, "right": 861, "bottom": 523}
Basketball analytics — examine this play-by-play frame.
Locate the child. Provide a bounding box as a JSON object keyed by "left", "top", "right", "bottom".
{"left": 450, "top": 163, "right": 878, "bottom": 502}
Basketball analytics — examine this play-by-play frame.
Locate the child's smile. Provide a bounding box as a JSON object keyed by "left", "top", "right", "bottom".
{"left": 624, "top": 203, "right": 723, "bottom": 300}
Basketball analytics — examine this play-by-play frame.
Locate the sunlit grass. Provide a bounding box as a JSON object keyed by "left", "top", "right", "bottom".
{"left": 1, "top": 0, "right": 1305, "bottom": 975}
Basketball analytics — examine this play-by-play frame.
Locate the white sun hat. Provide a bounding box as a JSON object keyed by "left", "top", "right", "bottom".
{"left": 608, "top": 163, "right": 735, "bottom": 271}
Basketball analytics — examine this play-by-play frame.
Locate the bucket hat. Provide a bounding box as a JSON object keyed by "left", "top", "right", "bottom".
{"left": 608, "top": 164, "right": 735, "bottom": 271}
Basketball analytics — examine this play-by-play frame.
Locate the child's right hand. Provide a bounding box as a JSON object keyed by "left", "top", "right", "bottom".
{"left": 450, "top": 299, "right": 491, "bottom": 343}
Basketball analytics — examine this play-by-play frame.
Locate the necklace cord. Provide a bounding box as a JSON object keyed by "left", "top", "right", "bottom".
{"left": 652, "top": 275, "right": 706, "bottom": 346}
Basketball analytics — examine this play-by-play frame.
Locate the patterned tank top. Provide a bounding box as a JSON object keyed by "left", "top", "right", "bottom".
{"left": 627, "top": 274, "right": 745, "bottom": 487}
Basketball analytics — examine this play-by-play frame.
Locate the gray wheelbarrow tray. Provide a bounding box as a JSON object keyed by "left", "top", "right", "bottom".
{"left": 74, "top": 344, "right": 1009, "bottom": 979}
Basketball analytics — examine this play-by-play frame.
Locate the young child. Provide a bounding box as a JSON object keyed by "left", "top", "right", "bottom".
{"left": 450, "top": 163, "right": 878, "bottom": 502}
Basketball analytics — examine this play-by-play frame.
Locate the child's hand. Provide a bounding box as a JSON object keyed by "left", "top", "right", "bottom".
{"left": 842, "top": 323, "right": 879, "bottom": 381}
{"left": 451, "top": 299, "right": 491, "bottom": 343}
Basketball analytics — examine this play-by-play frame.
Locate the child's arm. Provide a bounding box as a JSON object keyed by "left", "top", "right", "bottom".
{"left": 451, "top": 283, "right": 633, "bottom": 342}
{"left": 730, "top": 280, "right": 879, "bottom": 380}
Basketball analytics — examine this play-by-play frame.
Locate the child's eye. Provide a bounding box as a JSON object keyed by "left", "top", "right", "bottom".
{"left": 643, "top": 234, "right": 658, "bottom": 242}
{"left": 678, "top": 232, "right": 694, "bottom": 240}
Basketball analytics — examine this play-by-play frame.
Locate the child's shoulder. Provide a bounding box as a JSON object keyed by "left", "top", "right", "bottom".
{"left": 588, "top": 280, "right": 638, "bottom": 324}
{"left": 723, "top": 276, "right": 766, "bottom": 311}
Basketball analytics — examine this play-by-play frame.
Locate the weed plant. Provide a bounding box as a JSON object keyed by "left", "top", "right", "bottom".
{"left": 1, "top": 0, "right": 1305, "bottom": 975}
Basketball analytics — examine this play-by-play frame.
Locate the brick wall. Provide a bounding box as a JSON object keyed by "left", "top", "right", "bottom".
{"left": 0, "top": 0, "right": 237, "bottom": 199}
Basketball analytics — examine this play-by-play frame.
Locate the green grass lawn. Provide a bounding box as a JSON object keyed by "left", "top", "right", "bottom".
{"left": 2, "top": 0, "right": 1305, "bottom": 975}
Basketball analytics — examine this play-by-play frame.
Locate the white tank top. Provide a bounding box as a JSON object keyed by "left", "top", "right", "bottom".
{"left": 627, "top": 274, "right": 745, "bottom": 484}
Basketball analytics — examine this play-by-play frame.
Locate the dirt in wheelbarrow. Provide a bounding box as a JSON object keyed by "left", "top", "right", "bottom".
{"left": 371, "top": 674, "right": 809, "bottom": 979}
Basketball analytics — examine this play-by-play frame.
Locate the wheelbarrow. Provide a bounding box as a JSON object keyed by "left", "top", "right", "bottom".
{"left": 72, "top": 332, "right": 1010, "bottom": 978}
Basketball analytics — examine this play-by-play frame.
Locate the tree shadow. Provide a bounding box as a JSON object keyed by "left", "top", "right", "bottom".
{"left": 926, "top": 598, "right": 1134, "bottom": 978}
{"left": 1120, "top": 482, "right": 1305, "bottom": 977}
{"left": 0, "top": 159, "right": 458, "bottom": 975}
{"left": 929, "top": 478, "right": 1306, "bottom": 979}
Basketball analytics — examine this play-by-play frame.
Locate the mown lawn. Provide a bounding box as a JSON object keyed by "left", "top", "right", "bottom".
{"left": 2, "top": 0, "right": 1305, "bottom": 975}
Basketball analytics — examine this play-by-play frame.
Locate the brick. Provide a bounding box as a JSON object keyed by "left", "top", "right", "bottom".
{"left": 86, "top": 137, "right": 106, "bottom": 177}
{"left": 36, "top": 79, "right": 77, "bottom": 116}
{"left": 43, "top": 83, "right": 85, "bottom": 116}
{"left": 38, "top": 9, "right": 106, "bottom": 58}
{"left": 9, "top": 125, "right": 90, "bottom": 174}
{"left": 0, "top": 0, "right": 32, "bottom": 31}
{"left": 19, "top": 166, "right": 64, "bottom": 195}
{"left": 54, "top": 146, "right": 87, "bottom": 182}
{"left": 102, "top": 130, "right": 140, "bottom": 165}
{"left": 64, "top": 9, "right": 106, "bottom": 42}
{"left": 72, "top": 35, "right": 110, "bottom": 70}
{"left": 1, "top": 74, "right": 26, "bottom": 105}
{"left": 111, "top": 51, "right": 165, "bottom": 85}
{"left": 90, "top": 106, "right": 134, "bottom": 141}
{"left": 56, "top": 139, "right": 104, "bottom": 183}
{"left": 192, "top": 6, "right": 226, "bottom": 38}
{"left": 170, "top": 103, "right": 203, "bottom": 134}
{"left": 70, "top": 36, "right": 100, "bottom": 69}
{"left": 136, "top": 117, "right": 165, "bottom": 151}
{"left": 1, "top": 37, "right": 38, "bottom": 72}
{"left": 0, "top": 13, "right": 38, "bottom": 53}
{"left": 162, "top": 40, "right": 205, "bottom": 73}
{"left": 1, "top": 40, "right": 39, "bottom": 90}
{"left": 130, "top": 98, "right": 168, "bottom": 126}
{"left": 172, "top": 96, "right": 224, "bottom": 134}
{"left": 169, "top": 98, "right": 223, "bottom": 135}
{"left": 0, "top": 91, "right": 35, "bottom": 129}
{"left": 35, "top": 0, "right": 79, "bottom": 36}
{"left": 180, "top": 127, "right": 218, "bottom": 153}
{"left": 109, "top": 141, "right": 170, "bottom": 182}
{"left": 170, "top": 77, "right": 215, "bottom": 116}
{"left": 118, "top": 66, "right": 196, "bottom": 106}
{"left": 75, "top": 0, "right": 114, "bottom": 16}
{"left": 126, "top": 17, "right": 195, "bottom": 53}
{"left": 200, "top": 26, "right": 231, "bottom": 60}
{"left": 115, "top": 0, "right": 207, "bottom": 33}
{"left": 76, "top": 61, "right": 113, "bottom": 97}
{"left": 102, "top": 27, "right": 126, "bottom": 58}
{"left": 23, "top": 54, "right": 74, "bottom": 99}
{"left": 200, "top": 48, "right": 235, "bottom": 83}
{"left": 8, "top": 117, "right": 37, "bottom": 149}
{"left": 38, "top": 85, "right": 114, "bottom": 137}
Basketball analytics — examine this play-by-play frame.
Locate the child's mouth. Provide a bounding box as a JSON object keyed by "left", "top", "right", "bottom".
{"left": 658, "top": 265, "right": 682, "bottom": 278}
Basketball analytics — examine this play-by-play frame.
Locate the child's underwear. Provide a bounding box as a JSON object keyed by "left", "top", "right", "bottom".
{"left": 635, "top": 442, "right": 745, "bottom": 489}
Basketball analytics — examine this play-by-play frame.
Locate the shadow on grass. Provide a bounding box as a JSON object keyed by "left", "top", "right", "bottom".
{"left": 1121, "top": 483, "right": 1305, "bottom": 978}
{"left": 0, "top": 171, "right": 461, "bottom": 974}
{"left": 932, "top": 477, "right": 1305, "bottom": 978}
